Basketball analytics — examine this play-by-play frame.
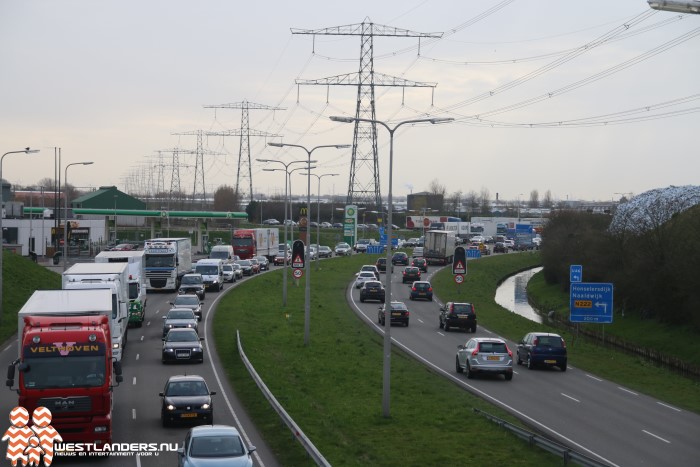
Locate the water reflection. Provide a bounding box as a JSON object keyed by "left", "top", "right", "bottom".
{"left": 495, "top": 267, "right": 543, "bottom": 323}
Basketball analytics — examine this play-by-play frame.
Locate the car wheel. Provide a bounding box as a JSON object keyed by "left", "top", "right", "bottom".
{"left": 409, "top": 296, "right": 413, "bottom": 300}
{"left": 527, "top": 355, "right": 534, "bottom": 370}
{"left": 444, "top": 322, "right": 450, "bottom": 332}
{"left": 439, "top": 320, "right": 444, "bottom": 329}
{"left": 471, "top": 325, "right": 477, "bottom": 333}
{"left": 505, "top": 372, "right": 513, "bottom": 381}
{"left": 378, "top": 316, "right": 382, "bottom": 324}
{"left": 560, "top": 362, "right": 567, "bottom": 372}
{"left": 161, "top": 417, "right": 168, "bottom": 428}
{"left": 456, "top": 356, "right": 463, "bottom": 373}
{"left": 516, "top": 351, "right": 522, "bottom": 365}
{"left": 405, "top": 320, "right": 409, "bottom": 327}
{"left": 360, "top": 297, "right": 365, "bottom": 303}
{"left": 466, "top": 362, "right": 474, "bottom": 379}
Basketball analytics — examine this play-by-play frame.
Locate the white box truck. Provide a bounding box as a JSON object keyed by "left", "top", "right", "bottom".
{"left": 95, "top": 250, "right": 148, "bottom": 327}
{"left": 424, "top": 230, "right": 457, "bottom": 265}
{"left": 143, "top": 238, "right": 192, "bottom": 291}
{"left": 62, "top": 262, "right": 130, "bottom": 362}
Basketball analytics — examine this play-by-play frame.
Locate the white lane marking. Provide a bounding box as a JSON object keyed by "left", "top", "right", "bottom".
{"left": 643, "top": 430, "right": 670, "bottom": 444}
{"left": 586, "top": 374, "right": 603, "bottom": 382}
{"left": 140, "top": 336, "right": 144, "bottom": 342}
{"left": 3, "top": 342, "right": 13, "bottom": 353}
{"left": 132, "top": 377, "right": 136, "bottom": 385}
{"left": 146, "top": 321, "right": 151, "bottom": 326}
{"left": 132, "top": 409, "right": 136, "bottom": 420}
{"left": 417, "top": 319, "right": 424, "bottom": 324}
{"left": 155, "top": 309, "right": 161, "bottom": 315}
{"left": 203, "top": 281, "right": 265, "bottom": 467}
{"left": 347, "top": 287, "right": 619, "bottom": 467}
{"left": 482, "top": 329, "right": 493, "bottom": 334}
{"left": 657, "top": 402, "right": 681, "bottom": 412}
{"left": 618, "top": 387, "right": 638, "bottom": 396}
{"left": 135, "top": 353, "right": 140, "bottom": 361}
{"left": 561, "top": 393, "right": 580, "bottom": 403}
{"left": 437, "top": 332, "right": 445, "bottom": 336}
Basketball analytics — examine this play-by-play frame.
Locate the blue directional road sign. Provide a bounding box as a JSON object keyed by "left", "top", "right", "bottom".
{"left": 570, "top": 265, "right": 583, "bottom": 283}
{"left": 570, "top": 282, "right": 613, "bottom": 323}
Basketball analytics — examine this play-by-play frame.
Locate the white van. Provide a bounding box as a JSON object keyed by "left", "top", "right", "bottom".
{"left": 195, "top": 258, "right": 224, "bottom": 291}
{"left": 209, "top": 244, "right": 234, "bottom": 261}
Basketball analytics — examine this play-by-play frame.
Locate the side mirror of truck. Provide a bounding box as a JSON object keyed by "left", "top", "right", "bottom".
{"left": 6, "top": 363, "right": 16, "bottom": 388}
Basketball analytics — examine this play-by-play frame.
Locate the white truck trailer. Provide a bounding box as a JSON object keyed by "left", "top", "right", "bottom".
{"left": 424, "top": 230, "right": 457, "bottom": 265}
{"left": 62, "top": 262, "right": 130, "bottom": 362}
{"left": 95, "top": 250, "right": 147, "bottom": 327}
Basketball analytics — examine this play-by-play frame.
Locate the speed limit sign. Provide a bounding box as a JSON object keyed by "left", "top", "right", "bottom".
{"left": 293, "top": 268, "right": 303, "bottom": 279}
{"left": 454, "top": 274, "right": 464, "bottom": 284}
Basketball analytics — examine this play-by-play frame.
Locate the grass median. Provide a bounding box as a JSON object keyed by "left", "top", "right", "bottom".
{"left": 212, "top": 253, "right": 562, "bottom": 466}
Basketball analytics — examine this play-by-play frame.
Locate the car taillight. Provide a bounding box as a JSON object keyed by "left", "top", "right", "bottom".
{"left": 533, "top": 338, "right": 539, "bottom": 346}
{"left": 561, "top": 338, "right": 566, "bottom": 348}
{"left": 428, "top": 287, "right": 432, "bottom": 292}
{"left": 411, "top": 287, "right": 417, "bottom": 291}
{"left": 506, "top": 345, "right": 513, "bottom": 357}
{"left": 471, "top": 348, "right": 479, "bottom": 357}
{"left": 403, "top": 271, "right": 406, "bottom": 275}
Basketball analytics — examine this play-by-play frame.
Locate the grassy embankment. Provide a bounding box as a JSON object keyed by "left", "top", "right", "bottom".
{"left": 212, "top": 252, "right": 560, "bottom": 466}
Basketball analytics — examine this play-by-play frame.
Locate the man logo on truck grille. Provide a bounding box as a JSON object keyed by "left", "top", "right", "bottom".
{"left": 2, "top": 406, "right": 62, "bottom": 466}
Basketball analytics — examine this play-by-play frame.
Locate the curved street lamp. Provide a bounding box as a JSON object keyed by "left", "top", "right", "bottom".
{"left": 330, "top": 115, "right": 453, "bottom": 417}
{"left": 267, "top": 142, "right": 349, "bottom": 347}
{"left": 63, "top": 162, "right": 94, "bottom": 271}
{"left": 300, "top": 172, "right": 339, "bottom": 270}
{"left": 0, "top": 148, "right": 39, "bottom": 324}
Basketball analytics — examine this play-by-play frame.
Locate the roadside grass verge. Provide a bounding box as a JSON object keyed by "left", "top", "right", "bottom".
{"left": 0, "top": 252, "right": 62, "bottom": 343}
{"left": 431, "top": 252, "right": 700, "bottom": 413}
{"left": 213, "top": 254, "right": 561, "bottom": 466}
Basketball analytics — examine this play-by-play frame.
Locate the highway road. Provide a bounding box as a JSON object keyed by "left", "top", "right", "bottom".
{"left": 0, "top": 271, "right": 280, "bottom": 466}
{"left": 348, "top": 264, "right": 700, "bottom": 467}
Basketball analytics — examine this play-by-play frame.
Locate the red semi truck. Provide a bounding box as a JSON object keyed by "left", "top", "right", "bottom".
{"left": 231, "top": 228, "right": 279, "bottom": 260}
{"left": 6, "top": 289, "right": 123, "bottom": 447}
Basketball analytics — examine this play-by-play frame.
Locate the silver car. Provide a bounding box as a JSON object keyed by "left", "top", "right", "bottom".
{"left": 162, "top": 308, "right": 198, "bottom": 338}
{"left": 456, "top": 337, "right": 513, "bottom": 381}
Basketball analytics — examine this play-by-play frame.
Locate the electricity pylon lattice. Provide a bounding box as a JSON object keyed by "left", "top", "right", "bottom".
{"left": 171, "top": 130, "right": 225, "bottom": 208}
{"left": 203, "top": 101, "right": 283, "bottom": 206}
{"left": 292, "top": 19, "right": 442, "bottom": 208}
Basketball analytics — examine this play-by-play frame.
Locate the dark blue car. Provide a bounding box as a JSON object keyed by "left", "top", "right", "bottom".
{"left": 516, "top": 332, "right": 567, "bottom": 371}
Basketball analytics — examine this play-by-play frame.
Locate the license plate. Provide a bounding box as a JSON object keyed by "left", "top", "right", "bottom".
{"left": 544, "top": 359, "right": 557, "bottom": 364}
{"left": 418, "top": 292, "right": 425, "bottom": 296}
{"left": 458, "top": 314, "right": 468, "bottom": 319}
{"left": 180, "top": 413, "right": 197, "bottom": 418}
{"left": 391, "top": 313, "right": 401, "bottom": 317}
{"left": 487, "top": 356, "right": 500, "bottom": 361}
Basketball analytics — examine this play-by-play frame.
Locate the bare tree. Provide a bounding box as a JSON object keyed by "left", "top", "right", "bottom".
{"left": 446, "top": 190, "right": 463, "bottom": 217}
{"left": 428, "top": 179, "right": 447, "bottom": 197}
{"left": 542, "top": 190, "right": 553, "bottom": 208}
{"left": 479, "top": 187, "right": 491, "bottom": 215}
{"left": 528, "top": 190, "right": 540, "bottom": 208}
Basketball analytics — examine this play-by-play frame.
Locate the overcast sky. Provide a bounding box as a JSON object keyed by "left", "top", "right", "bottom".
{"left": 2, "top": 0, "right": 698, "bottom": 204}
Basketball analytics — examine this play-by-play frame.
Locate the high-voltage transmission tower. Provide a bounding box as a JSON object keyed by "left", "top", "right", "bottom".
{"left": 292, "top": 19, "right": 442, "bottom": 208}
{"left": 203, "top": 101, "right": 283, "bottom": 206}
{"left": 171, "top": 129, "right": 225, "bottom": 208}
{"left": 156, "top": 148, "right": 196, "bottom": 210}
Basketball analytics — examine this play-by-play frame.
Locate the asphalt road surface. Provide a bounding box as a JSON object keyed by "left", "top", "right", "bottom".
{"left": 349, "top": 264, "right": 700, "bottom": 467}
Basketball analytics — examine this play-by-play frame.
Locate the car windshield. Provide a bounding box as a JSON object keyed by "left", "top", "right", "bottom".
{"left": 166, "top": 380, "right": 208, "bottom": 396}
{"left": 359, "top": 272, "right": 374, "bottom": 278}
{"left": 478, "top": 342, "right": 508, "bottom": 353}
{"left": 175, "top": 296, "right": 199, "bottom": 306}
{"left": 190, "top": 435, "right": 245, "bottom": 458}
{"left": 22, "top": 355, "right": 106, "bottom": 389}
{"left": 168, "top": 310, "right": 195, "bottom": 320}
{"left": 223, "top": 265, "right": 233, "bottom": 272}
{"left": 166, "top": 330, "right": 199, "bottom": 342}
{"left": 337, "top": 243, "right": 349, "bottom": 248}
{"left": 239, "top": 260, "right": 251, "bottom": 266}
{"left": 195, "top": 265, "right": 219, "bottom": 275}
{"left": 182, "top": 276, "right": 202, "bottom": 285}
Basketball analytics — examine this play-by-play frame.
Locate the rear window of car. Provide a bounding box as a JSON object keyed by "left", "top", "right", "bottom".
{"left": 415, "top": 283, "right": 430, "bottom": 290}
{"left": 364, "top": 281, "right": 381, "bottom": 288}
{"left": 478, "top": 342, "right": 507, "bottom": 353}
{"left": 452, "top": 303, "right": 473, "bottom": 313}
{"left": 537, "top": 336, "right": 563, "bottom": 347}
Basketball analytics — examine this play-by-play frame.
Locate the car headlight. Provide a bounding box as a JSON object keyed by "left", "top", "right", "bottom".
{"left": 164, "top": 348, "right": 174, "bottom": 352}
{"left": 94, "top": 426, "right": 108, "bottom": 433}
{"left": 113, "top": 343, "right": 120, "bottom": 349}
{"left": 200, "top": 403, "right": 210, "bottom": 410}
{"left": 193, "top": 347, "right": 200, "bottom": 352}
{"left": 166, "top": 404, "right": 175, "bottom": 411}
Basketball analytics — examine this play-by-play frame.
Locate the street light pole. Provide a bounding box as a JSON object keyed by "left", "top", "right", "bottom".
{"left": 259, "top": 157, "right": 310, "bottom": 306}
{"left": 302, "top": 172, "right": 339, "bottom": 270}
{"left": 64, "top": 162, "right": 94, "bottom": 272}
{"left": 330, "top": 115, "right": 452, "bottom": 417}
{"left": 0, "top": 148, "right": 39, "bottom": 325}
{"left": 268, "top": 143, "right": 349, "bottom": 347}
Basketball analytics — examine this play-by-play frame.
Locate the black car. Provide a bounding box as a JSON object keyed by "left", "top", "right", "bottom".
{"left": 178, "top": 273, "right": 206, "bottom": 300}
{"left": 359, "top": 280, "right": 386, "bottom": 303}
{"left": 402, "top": 266, "right": 421, "bottom": 284}
{"left": 493, "top": 242, "right": 508, "bottom": 254}
{"left": 375, "top": 257, "right": 394, "bottom": 273}
{"left": 411, "top": 257, "right": 428, "bottom": 273}
{"left": 159, "top": 375, "right": 215, "bottom": 427}
{"left": 516, "top": 332, "right": 568, "bottom": 371}
{"left": 391, "top": 252, "right": 409, "bottom": 266}
{"left": 162, "top": 328, "right": 204, "bottom": 363}
{"left": 238, "top": 260, "right": 254, "bottom": 276}
{"left": 440, "top": 302, "right": 477, "bottom": 332}
{"left": 378, "top": 301, "right": 410, "bottom": 326}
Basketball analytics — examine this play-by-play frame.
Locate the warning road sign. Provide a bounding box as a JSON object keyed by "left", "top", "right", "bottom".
{"left": 292, "top": 254, "right": 304, "bottom": 268}
{"left": 453, "top": 260, "right": 466, "bottom": 274}
{"left": 293, "top": 268, "right": 303, "bottom": 279}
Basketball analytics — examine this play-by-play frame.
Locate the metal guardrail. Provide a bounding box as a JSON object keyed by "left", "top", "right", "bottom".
{"left": 237, "top": 331, "right": 331, "bottom": 466}
{"left": 473, "top": 408, "right": 611, "bottom": 467}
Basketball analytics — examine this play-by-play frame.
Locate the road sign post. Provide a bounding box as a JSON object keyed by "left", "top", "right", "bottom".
{"left": 570, "top": 282, "right": 613, "bottom": 323}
